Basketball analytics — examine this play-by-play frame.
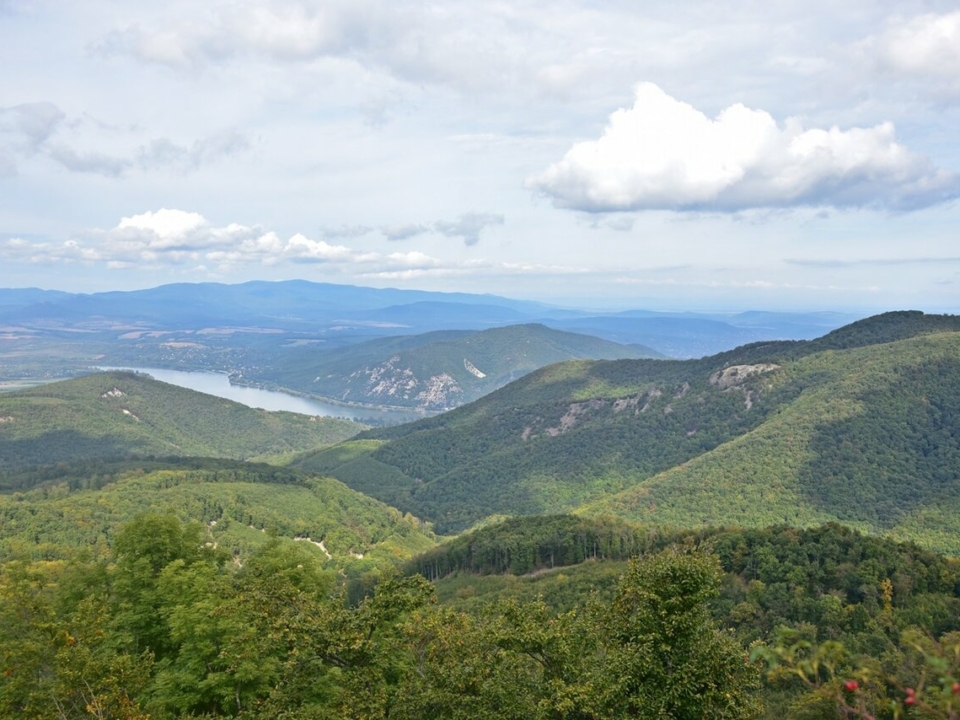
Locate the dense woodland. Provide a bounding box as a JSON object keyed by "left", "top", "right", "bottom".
{"left": 0, "top": 372, "right": 362, "bottom": 471}
{"left": 298, "top": 317, "right": 960, "bottom": 550}
{"left": 0, "top": 459, "right": 436, "bottom": 583}
{"left": 4, "top": 311, "right": 960, "bottom": 718}
{"left": 5, "top": 515, "right": 960, "bottom": 718}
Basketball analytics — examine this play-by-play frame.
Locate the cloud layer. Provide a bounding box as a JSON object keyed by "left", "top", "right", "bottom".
{"left": 0, "top": 101, "right": 247, "bottom": 177}
{"left": 870, "top": 11, "right": 960, "bottom": 81}
{"left": 1, "top": 209, "right": 548, "bottom": 280}
{"left": 0, "top": 102, "right": 65, "bottom": 175}
{"left": 527, "top": 83, "right": 960, "bottom": 213}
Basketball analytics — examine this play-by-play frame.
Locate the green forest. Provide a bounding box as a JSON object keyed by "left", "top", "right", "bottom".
{"left": 0, "top": 372, "right": 363, "bottom": 473}
{"left": 4, "top": 311, "right": 960, "bottom": 718}
{"left": 6, "top": 515, "right": 960, "bottom": 718}
{"left": 297, "top": 316, "right": 960, "bottom": 547}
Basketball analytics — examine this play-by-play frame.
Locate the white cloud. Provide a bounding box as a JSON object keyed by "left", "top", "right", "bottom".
{"left": 526, "top": 83, "right": 960, "bottom": 213}
{"left": 47, "top": 145, "right": 129, "bottom": 176}
{"left": 137, "top": 131, "right": 250, "bottom": 171}
{"left": 1, "top": 209, "right": 582, "bottom": 283}
{"left": 379, "top": 215, "right": 505, "bottom": 245}
{"left": 870, "top": 11, "right": 960, "bottom": 81}
{"left": 117, "top": 208, "right": 207, "bottom": 242}
{"left": 384, "top": 250, "right": 442, "bottom": 268}
{"left": 92, "top": 1, "right": 569, "bottom": 95}
{"left": 319, "top": 224, "right": 375, "bottom": 239}
{"left": 98, "top": 1, "right": 403, "bottom": 70}
{"left": 285, "top": 233, "right": 354, "bottom": 263}
{"left": 2, "top": 101, "right": 248, "bottom": 178}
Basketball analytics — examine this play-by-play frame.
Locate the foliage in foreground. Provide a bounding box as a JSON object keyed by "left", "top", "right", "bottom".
{"left": 414, "top": 518, "right": 960, "bottom": 717}
{"left": 0, "top": 514, "right": 760, "bottom": 719}
{"left": 756, "top": 627, "right": 960, "bottom": 719}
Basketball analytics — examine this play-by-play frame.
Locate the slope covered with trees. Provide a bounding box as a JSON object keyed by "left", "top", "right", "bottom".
{"left": 254, "top": 323, "right": 661, "bottom": 411}
{"left": 413, "top": 516, "right": 960, "bottom": 719}
{"left": 417, "top": 517, "right": 960, "bottom": 645}
{"left": 7, "top": 512, "right": 960, "bottom": 719}
{"left": 586, "top": 331, "right": 960, "bottom": 552}
{"left": 0, "top": 371, "right": 363, "bottom": 474}
{"left": 0, "top": 516, "right": 760, "bottom": 719}
{"left": 0, "top": 458, "right": 435, "bottom": 573}
{"left": 294, "top": 313, "right": 960, "bottom": 541}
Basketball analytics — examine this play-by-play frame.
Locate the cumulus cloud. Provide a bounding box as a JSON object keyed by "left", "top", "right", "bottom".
{"left": 433, "top": 212, "right": 504, "bottom": 246}
{"left": 116, "top": 208, "right": 208, "bottom": 245}
{"left": 0, "top": 209, "right": 439, "bottom": 271}
{"left": 1, "top": 209, "right": 571, "bottom": 281}
{"left": 526, "top": 83, "right": 960, "bottom": 213}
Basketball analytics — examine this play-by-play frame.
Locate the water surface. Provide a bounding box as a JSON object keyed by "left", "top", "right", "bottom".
{"left": 99, "top": 367, "right": 422, "bottom": 424}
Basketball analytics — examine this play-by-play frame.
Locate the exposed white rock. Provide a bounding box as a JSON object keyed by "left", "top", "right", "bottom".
{"left": 464, "top": 358, "right": 486, "bottom": 378}
{"left": 415, "top": 373, "right": 463, "bottom": 408}
{"left": 709, "top": 364, "right": 779, "bottom": 389}
{"left": 546, "top": 399, "right": 607, "bottom": 436}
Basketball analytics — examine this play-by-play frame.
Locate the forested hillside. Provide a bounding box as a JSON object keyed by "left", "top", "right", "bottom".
{"left": 251, "top": 323, "right": 660, "bottom": 411}
{"left": 5, "top": 513, "right": 960, "bottom": 718}
{"left": 294, "top": 313, "right": 960, "bottom": 542}
{"left": 4, "top": 311, "right": 960, "bottom": 718}
{"left": 0, "top": 458, "right": 436, "bottom": 573}
{"left": 0, "top": 516, "right": 761, "bottom": 719}
{"left": 0, "top": 371, "right": 363, "bottom": 474}
{"left": 416, "top": 518, "right": 960, "bottom": 719}
{"left": 415, "top": 516, "right": 960, "bottom": 645}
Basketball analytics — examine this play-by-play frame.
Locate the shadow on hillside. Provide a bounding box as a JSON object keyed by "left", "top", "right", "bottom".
{"left": 0, "top": 430, "right": 144, "bottom": 477}
{"left": 798, "top": 358, "right": 960, "bottom": 529}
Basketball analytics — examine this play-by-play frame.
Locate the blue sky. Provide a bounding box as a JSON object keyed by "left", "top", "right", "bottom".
{"left": 1, "top": 0, "right": 959, "bottom": 312}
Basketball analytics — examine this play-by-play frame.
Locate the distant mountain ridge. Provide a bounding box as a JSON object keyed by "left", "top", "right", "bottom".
{"left": 1, "top": 279, "right": 858, "bottom": 360}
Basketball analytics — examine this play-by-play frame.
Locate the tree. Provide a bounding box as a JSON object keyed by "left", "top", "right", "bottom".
{"left": 597, "top": 547, "right": 762, "bottom": 719}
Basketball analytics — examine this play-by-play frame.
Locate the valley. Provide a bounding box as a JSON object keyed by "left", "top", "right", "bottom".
{"left": 2, "top": 297, "right": 959, "bottom": 719}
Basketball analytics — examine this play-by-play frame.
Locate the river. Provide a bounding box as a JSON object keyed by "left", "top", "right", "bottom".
{"left": 98, "top": 367, "right": 424, "bottom": 424}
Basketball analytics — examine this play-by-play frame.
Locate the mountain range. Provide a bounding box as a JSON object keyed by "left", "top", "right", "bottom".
{"left": 1, "top": 280, "right": 856, "bottom": 364}
{"left": 294, "top": 311, "right": 960, "bottom": 552}
{"left": 3, "top": 305, "right": 960, "bottom": 720}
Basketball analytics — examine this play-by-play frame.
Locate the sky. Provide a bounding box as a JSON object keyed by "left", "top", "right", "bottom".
{"left": 1, "top": 0, "right": 959, "bottom": 312}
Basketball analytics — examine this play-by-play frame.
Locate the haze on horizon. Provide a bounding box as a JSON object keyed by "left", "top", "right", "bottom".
{"left": 1, "top": 0, "right": 959, "bottom": 314}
